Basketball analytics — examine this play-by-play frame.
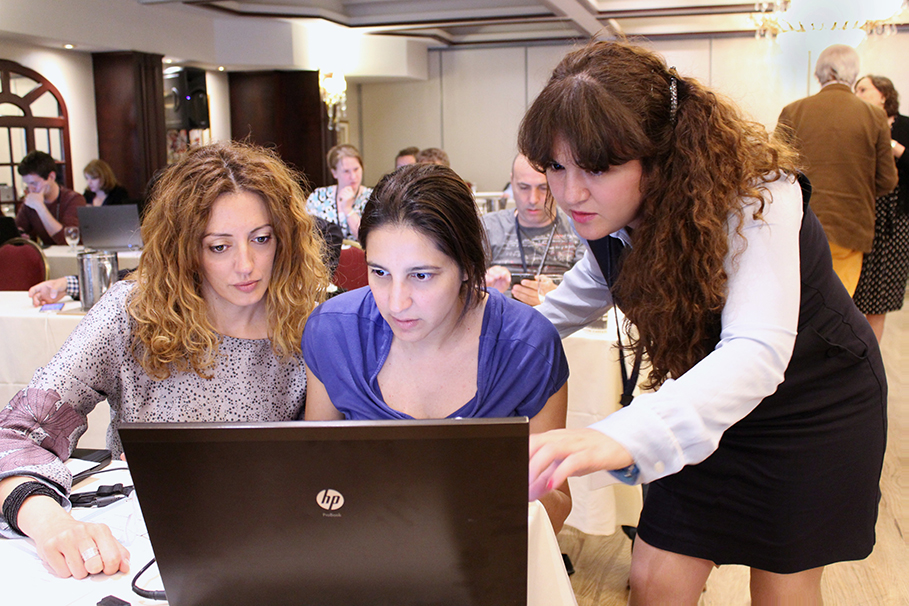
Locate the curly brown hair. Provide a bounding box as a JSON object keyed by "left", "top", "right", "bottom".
{"left": 128, "top": 141, "right": 329, "bottom": 379}
{"left": 519, "top": 40, "right": 799, "bottom": 388}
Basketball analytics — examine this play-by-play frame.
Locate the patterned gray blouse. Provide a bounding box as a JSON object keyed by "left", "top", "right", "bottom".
{"left": 0, "top": 281, "right": 306, "bottom": 532}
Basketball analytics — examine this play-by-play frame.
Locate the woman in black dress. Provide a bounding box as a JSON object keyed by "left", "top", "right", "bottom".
{"left": 853, "top": 74, "right": 909, "bottom": 342}
{"left": 525, "top": 40, "right": 886, "bottom": 605}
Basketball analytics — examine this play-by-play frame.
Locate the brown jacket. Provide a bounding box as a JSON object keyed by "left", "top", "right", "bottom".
{"left": 777, "top": 83, "right": 897, "bottom": 252}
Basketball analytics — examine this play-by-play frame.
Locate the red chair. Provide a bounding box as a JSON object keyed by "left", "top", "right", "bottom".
{"left": 333, "top": 240, "right": 369, "bottom": 291}
{"left": 0, "top": 237, "right": 49, "bottom": 291}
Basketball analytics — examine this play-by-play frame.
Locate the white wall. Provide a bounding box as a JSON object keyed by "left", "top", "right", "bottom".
{"left": 358, "top": 31, "right": 909, "bottom": 192}
{"left": 5, "top": 27, "right": 908, "bottom": 195}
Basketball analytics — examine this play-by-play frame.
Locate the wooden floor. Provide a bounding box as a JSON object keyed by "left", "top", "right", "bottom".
{"left": 557, "top": 299, "right": 909, "bottom": 605}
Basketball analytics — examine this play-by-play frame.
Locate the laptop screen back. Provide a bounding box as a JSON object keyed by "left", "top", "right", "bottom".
{"left": 77, "top": 205, "right": 143, "bottom": 251}
{"left": 119, "top": 419, "right": 529, "bottom": 606}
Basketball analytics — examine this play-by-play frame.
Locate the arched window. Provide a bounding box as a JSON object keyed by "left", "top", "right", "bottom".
{"left": 0, "top": 60, "right": 73, "bottom": 202}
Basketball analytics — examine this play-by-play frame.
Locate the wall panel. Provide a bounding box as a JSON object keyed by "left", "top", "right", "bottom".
{"left": 360, "top": 54, "right": 442, "bottom": 186}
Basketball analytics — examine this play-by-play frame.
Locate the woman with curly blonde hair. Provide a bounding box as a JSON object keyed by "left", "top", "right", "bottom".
{"left": 525, "top": 41, "right": 885, "bottom": 604}
{"left": 0, "top": 141, "right": 328, "bottom": 580}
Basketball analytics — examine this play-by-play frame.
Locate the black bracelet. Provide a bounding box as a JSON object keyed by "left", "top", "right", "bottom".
{"left": 2, "top": 481, "right": 65, "bottom": 536}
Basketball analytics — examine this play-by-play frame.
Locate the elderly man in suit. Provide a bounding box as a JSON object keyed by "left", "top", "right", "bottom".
{"left": 777, "top": 44, "right": 898, "bottom": 295}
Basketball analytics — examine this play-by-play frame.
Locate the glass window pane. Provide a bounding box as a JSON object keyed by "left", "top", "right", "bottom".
{"left": 0, "top": 128, "right": 9, "bottom": 164}
{"left": 9, "top": 74, "right": 40, "bottom": 97}
{"left": 49, "top": 128, "right": 63, "bottom": 161}
{"left": 34, "top": 127, "right": 50, "bottom": 154}
{"left": 0, "top": 103, "right": 25, "bottom": 117}
{"left": 14, "top": 172, "right": 25, "bottom": 201}
{"left": 10, "top": 128, "right": 26, "bottom": 164}
{"left": 0, "top": 166, "right": 16, "bottom": 214}
{"left": 31, "top": 91, "right": 61, "bottom": 118}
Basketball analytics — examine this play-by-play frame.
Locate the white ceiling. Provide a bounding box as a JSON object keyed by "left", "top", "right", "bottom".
{"left": 139, "top": 0, "right": 905, "bottom": 46}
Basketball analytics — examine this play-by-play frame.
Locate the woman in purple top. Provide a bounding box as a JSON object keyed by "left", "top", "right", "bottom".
{"left": 304, "top": 163, "right": 571, "bottom": 531}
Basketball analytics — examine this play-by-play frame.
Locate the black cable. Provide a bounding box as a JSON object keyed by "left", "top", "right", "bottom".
{"left": 72, "top": 465, "right": 126, "bottom": 486}
{"left": 131, "top": 558, "right": 166, "bottom": 601}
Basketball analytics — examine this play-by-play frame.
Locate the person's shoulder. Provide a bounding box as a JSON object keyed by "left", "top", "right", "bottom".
{"left": 60, "top": 187, "right": 87, "bottom": 205}
{"left": 109, "top": 185, "right": 130, "bottom": 203}
{"left": 107, "top": 279, "right": 137, "bottom": 302}
{"left": 311, "top": 287, "right": 374, "bottom": 319}
{"left": 307, "top": 186, "right": 333, "bottom": 201}
{"left": 489, "top": 290, "right": 559, "bottom": 342}
{"left": 83, "top": 279, "right": 136, "bottom": 324}
{"left": 481, "top": 209, "right": 513, "bottom": 227}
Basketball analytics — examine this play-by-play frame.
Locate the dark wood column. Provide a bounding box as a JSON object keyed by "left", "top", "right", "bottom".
{"left": 91, "top": 51, "right": 167, "bottom": 201}
{"left": 228, "top": 70, "right": 333, "bottom": 188}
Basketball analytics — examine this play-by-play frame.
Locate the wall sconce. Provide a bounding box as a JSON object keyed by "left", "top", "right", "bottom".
{"left": 320, "top": 72, "right": 347, "bottom": 131}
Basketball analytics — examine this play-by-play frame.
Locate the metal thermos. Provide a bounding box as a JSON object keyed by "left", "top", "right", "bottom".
{"left": 77, "top": 250, "right": 119, "bottom": 311}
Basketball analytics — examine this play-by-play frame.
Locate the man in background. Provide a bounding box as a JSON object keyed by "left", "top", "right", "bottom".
{"left": 395, "top": 146, "right": 419, "bottom": 169}
{"left": 484, "top": 154, "right": 583, "bottom": 306}
{"left": 16, "top": 151, "right": 85, "bottom": 246}
{"left": 777, "top": 44, "right": 897, "bottom": 295}
{"left": 415, "top": 147, "right": 450, "bottom": 167}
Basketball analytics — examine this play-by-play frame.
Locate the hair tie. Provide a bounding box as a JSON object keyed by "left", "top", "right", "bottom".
{"left": 669, "top": 71, "right": 679, "bottom": 125}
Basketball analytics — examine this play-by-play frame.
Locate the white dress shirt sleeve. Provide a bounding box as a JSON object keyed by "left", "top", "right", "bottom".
{"left": 589, "top": 177, "right": 804, "bottom": 484}
{"left": 537, "top": 247, "right": 614, "bottom": 338}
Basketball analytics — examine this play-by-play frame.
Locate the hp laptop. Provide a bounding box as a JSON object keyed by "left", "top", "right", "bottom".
{"left": 77, "top": 204, "right": 143, "bottom": 251}
{"left": 119, "top": 418, "right": 529, "bottom": 606}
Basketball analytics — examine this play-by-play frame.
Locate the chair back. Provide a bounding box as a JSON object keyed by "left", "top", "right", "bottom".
{"left": 0, "top": 237, "right": 49, "bottom": 291}
{"left": 333, "top": 240, "right": 369, "bottom": 291}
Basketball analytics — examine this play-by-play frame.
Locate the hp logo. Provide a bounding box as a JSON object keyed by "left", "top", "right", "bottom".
{"left": 316, "top": 489, "right": 345, "bottom": 511}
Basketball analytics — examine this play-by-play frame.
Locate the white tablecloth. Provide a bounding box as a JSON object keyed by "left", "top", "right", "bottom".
{"left": 1, "top": 286, "right": 642, "bottom": 535}
{"left": 0, "top": 462, "right": 576, "bottom": 606}
{"left": 0, "top": 291, "right": 110, "bottom": 449}
{"left": 43, "top": 246, "right": 141, "bottom": 280}
{"left": 561, "top": 318, "right": 643, "bottom": 535}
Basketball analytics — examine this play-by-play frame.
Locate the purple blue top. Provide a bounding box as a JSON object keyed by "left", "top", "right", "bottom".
{"left": 303, "top": 287, "right": 568, "bottom": 420}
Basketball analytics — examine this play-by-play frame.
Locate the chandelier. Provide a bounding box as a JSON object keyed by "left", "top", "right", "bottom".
{"left": 753, "top": 0, "right": 905, "bottom": 39}
{"left": 320, "top": 72, "right": 347, "bottom": 131}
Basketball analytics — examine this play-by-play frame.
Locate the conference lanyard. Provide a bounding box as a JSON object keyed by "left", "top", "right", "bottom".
{"left": 515, "top": 214, "right": 557, "bottom": 276}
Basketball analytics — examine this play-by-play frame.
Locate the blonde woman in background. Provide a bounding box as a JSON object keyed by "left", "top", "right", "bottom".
{"left": 82, "top": 159, "right": 130, "bottom": 206}
{"left": 305, "top": 144, "right": 372, "bottom": 240}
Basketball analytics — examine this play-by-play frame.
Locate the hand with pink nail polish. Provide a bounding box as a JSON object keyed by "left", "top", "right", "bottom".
{"left": 528, "top": 428, "right": 634, "bottom": 501}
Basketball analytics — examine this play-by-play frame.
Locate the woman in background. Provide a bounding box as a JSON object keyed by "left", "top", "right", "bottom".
{"left": 305, "top": 144, "right": 372, "bottom": 240}
{"left": 524, "top": 41, "right": 885, "bottom": 605}
{"left": 303, "top": 163, "right": 572, "bottom": 532}
{"left": 0, "top": 141, "right": 328, "bottom": 579}
{"left": 82, "top": 159, "right": 130, "bottom": 206}
{"left": 853, "top": 74, "right": 909, "bottom": 342}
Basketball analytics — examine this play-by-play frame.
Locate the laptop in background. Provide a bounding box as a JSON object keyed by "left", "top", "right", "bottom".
{"left": 119, "top": 418, "right": 529, "bottom": 606}
{"left": 77, "top": 205, "right": 143, "bottom": 251}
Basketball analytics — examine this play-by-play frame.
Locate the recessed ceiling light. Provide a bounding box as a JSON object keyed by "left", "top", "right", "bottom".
{"left": 63, "top": 44, "right": 74, "bottom": 50}
{"left": 218, "top": 66, "right": 225, "bottom": 72}
{"left": 163, "top": 59, "right": 173, "bottom": 64}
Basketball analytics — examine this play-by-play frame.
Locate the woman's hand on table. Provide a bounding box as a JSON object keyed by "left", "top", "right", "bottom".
{"left": 29, "top": 277, "right": 69, "bottom": 306}
{"left": 18, "top": 494, "right": 130, "bottom": 579}
{"left": 528, "top": 428, "right": 634, "bottom": 501}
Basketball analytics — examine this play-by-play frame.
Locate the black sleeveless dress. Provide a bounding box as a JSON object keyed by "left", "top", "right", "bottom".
{"left": 591, "top": 192, "right": 887, "bottom": 573}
